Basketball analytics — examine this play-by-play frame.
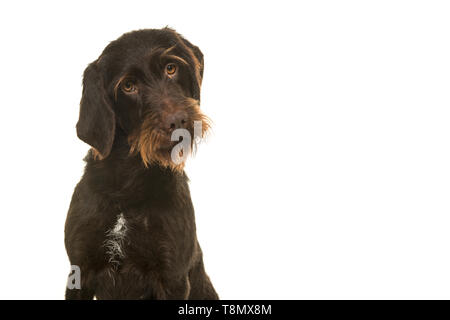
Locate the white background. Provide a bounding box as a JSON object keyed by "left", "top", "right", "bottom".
{"left": 0, "top": 0, "right": 449, "bottom": 299}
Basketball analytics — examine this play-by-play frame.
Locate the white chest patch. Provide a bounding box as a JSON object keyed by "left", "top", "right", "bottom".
{"left": 104, "top": 213, "right": 128, "bottom": 268}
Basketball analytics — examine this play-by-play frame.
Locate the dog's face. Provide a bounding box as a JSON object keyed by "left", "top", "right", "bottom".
{"left": 76, "top": 28, "right": 209, "bottom": 170}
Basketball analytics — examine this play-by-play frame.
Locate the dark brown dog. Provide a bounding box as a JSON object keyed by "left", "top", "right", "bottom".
{"left": 64, "top": 28, "right": 218, "bottom": 299}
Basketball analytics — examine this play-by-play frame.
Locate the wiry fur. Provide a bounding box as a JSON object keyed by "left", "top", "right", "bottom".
{"left": 104, "top": 213, "right": 128, "bottom": 268}
{"left": 64, "top": 28, "right": 218, "bottom": 300}
{"left": 128, "top": 99, "right": 211, "bottom": 171}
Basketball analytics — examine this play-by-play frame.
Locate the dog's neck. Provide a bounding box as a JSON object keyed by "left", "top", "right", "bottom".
{"left": 82, "top": 129, "right": 189, "bottom": 208}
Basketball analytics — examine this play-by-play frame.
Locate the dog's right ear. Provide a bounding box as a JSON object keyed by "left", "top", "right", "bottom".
{"left": 76, "top": 61, "right": 116, "bottom": 159}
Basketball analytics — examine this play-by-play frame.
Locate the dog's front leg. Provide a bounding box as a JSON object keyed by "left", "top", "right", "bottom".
{"left": 188, "top": 259, "right": 218, "bottom": 300}
{"left": 65, "top": 286, "right": 94, "bottom": 300}
{"left": 141, "top": 275, "right": 191, "bottom": 300}
{"left": 65, "top": 268, "right": 95, "bottom": 300}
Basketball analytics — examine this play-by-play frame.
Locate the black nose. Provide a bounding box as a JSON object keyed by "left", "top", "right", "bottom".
{"left": 163, "top": 110, "right": 188, "bottom": 132}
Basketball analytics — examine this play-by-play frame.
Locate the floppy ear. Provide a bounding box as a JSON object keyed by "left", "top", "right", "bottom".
{"left": 189, "top": 44, "right": 204, "bottom": 81}
{"left": 76, "top": 61, "right": 116, "bottom": 159}
{"left": 181, "top": 39, "right": 204, "bottom": 100}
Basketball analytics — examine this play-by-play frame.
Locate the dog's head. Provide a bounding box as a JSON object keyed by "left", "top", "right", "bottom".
{"left": 76, "top": 28, "right": 210, "bottom": 170}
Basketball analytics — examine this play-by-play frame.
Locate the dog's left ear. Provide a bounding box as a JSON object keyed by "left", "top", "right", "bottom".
{"left": 182, "top": 39, "right": 204, "bottom": 100}
{"left": 188, "top": 43, "right": 204, "bottom": 80}
{"left": 76, "top": 61, "right": 116, "bottom": 159}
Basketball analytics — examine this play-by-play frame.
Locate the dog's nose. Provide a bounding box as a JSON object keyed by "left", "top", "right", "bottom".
{"left": 163, "top": 110, "right": 188, "bottom": 132}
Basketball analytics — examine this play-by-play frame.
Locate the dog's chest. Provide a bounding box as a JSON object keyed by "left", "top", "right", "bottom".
{"left": 104, "top": 213, "right": 128, "bottom": 267}
{"left": 103, "top": 211, "right": 195, "bottom": 272}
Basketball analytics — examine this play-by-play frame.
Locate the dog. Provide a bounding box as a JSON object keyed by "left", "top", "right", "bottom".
{"left": 64, "top": 28, "right": 218, "bottom": 300}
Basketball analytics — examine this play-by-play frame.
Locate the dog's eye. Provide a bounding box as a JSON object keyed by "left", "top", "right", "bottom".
{"left": 121, "top": 80, "right": 137, "bottom": 93}
{"left": 165, "top": 63, "right": 177, "bottom": 76}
